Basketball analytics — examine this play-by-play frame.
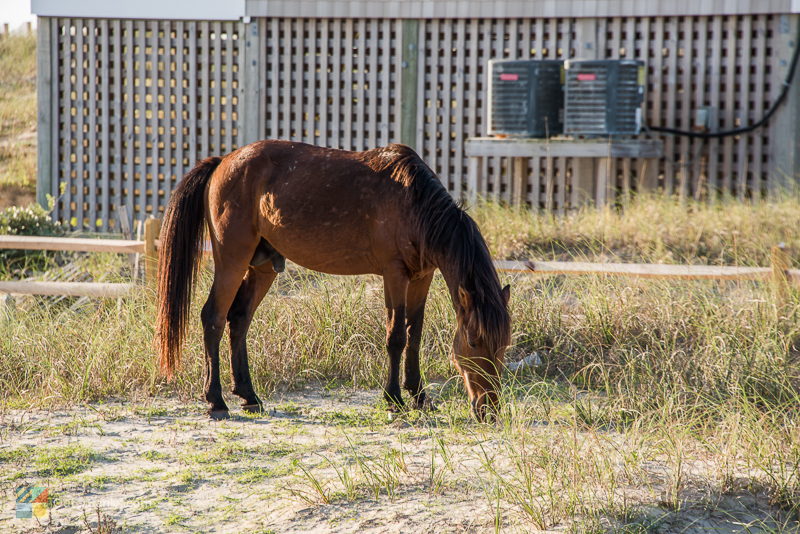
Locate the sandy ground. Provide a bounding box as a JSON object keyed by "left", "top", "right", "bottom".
{"left": 0, "top": 387, "right": 796, "bottom": 533}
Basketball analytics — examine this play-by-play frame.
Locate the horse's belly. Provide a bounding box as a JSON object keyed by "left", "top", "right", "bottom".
{"left": 261, "top": 224, "right": 381, "bottom": 276}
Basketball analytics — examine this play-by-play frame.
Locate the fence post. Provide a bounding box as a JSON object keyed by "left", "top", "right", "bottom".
{"left": 769, "top": 14, "right": 800, "bottom": 195}
{"left": 144, "top": 218, "right": 162, "bottom": 285}
{"left": 771, "top": 243, "right": 790, "bottom": 306}
{"left": 400, "top": 20, "right": 419, "bottom": 149}
{"left": 239, "top": 18, "right": 262, "bottom": 147}
{"left": 36, "top": 18, "right": 53, "bottom": 209}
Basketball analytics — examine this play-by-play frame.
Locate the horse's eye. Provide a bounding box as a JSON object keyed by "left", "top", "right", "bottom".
{"left": 468, "top": 340, "right": 477, "bottom": 348}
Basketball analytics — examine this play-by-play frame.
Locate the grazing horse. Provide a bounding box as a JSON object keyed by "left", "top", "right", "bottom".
{"left": 156, "top": 140, "right": 511, "bottom": 421}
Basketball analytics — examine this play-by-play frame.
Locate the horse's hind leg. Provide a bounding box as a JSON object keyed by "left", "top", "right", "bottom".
{"left": 201, "top": 240, "right": 257, "bottom": 418}
{"left": 227, "top": 263, "right": 278, "bottom": 412}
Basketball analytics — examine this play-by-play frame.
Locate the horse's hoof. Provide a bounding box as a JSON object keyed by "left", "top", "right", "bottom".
{"left": 415, "top": 399, "right": 438, "bottom": 412}
{"left": 242, "top": 403, "right": 263, "bottom": 414}
{"left": 208, "top": 409, "right": 230, "bottom": 420}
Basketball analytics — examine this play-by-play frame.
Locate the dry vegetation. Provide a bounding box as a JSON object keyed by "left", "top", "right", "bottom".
{"left": 1, "top": 198, "right": 799, "bottom": 532}
{"left": 0, "top": 32, "right": 37, "bottom": 207}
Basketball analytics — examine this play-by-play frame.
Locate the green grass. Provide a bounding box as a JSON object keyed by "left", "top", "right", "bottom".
{"left": 0, "top": 444, "right": 104, "bottom": 479}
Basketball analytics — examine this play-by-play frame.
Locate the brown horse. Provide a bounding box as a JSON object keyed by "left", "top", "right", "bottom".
{"left": 156, "top": 140, "right": 511, "bottom": 421}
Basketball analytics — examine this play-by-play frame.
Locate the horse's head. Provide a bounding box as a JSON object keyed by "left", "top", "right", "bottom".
{"left": 452, "top": 284, "right": 511, "bottom": 422}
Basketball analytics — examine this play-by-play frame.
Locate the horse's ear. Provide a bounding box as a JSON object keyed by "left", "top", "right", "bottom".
{"left": 458, "top": 286, "right": 472, "bottom": 311}
{"left": 501, "top": 284, "right": 510, "bottom": 306}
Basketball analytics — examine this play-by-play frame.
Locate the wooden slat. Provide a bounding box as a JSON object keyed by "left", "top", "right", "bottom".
{"left": 355, "top": 18, "right": 366, "bottom": 150}
{"left": 281, "top": 19, "right": 291, "bottom": 139}
{"left": 331, "top": 19, "right": 342, "bottom": 147}
{"left": 174, "top": 20, "right": 185, "bottom": 187}
{"left": 111, "top": 19, "right": 123, "bottom": 230}
{"left": 736, "top": 15, "right": 752, "bottom": 200}
{"left": 648, "top": 16, "right": 665, "bottom": 191}
{"left": 368, "top": 19, "right": 378, "bottom": 148}
{"left": 0, "top": 235, "right": 145, "bottom": 254}
{"left": 85, "top": 18, "right": 99, "bottom": 231}
{"left": 224, "top": 21, "right": 235, "bottom": 152}
{"left": 379, "top": 19, "right": 390, "bottom": 145}
{"left": 442, "top": 21, "right": 453, "bottom": 193}
{"left": 556, "top": 157, "right": 566, "bottom": 214}
{"left": 663, "top": 16, "right": 679, "bottom": 195}
{"left": 495, "top": 260, "right": 772, "bottom": 280}
{"left": 343, "top": 19, "right": 354, "bottom": 149}
{"left": 453, "top": 19, "right": 466, "bottom": 199}
{"left": 212, "top": 21, "right": 223, "bottom": 152}
{"left": 707, "top": 16, "right": 723, "bottom": 196}
{"left": 319, "top": 19, "right": 329, "bottom": 146}
{"left": 75, "top": 19, "right": 86, "bottom": 228}
{"left": 751, "top": 14, "right": 767, "bottom": 196}
{"left": 691, "top": 16, "right": 708, "bottom": 199}
{"left": 187, "top": 21, "right": 198, "bottom": 163}
{"left": 136, "top": 22, "right": 149, "bottom": 221}
{"left": 49, "top": 19, "right": 60, "bottom": 218}
{"left": 268, "top": 18, "right": 280, "bottom": 139}
{"left": 0, "top": 281, "right": 136, "bottom": 298}
{"left": 123, "top": 20, "right": 135, "bottom": 226}
{"left": 465, "top": 138, "right": 663, "bottom": 158}
{"left": 678, "top": 16, "right": 693, "bottom": 200}
{"left": 308, "top": 19, "right": 318, "bottom": 144}
{"left": 530, "top": 156, "right": 541, "bottom": 210}
{"left": 148, "top": 22, "right": 159, "bottom": 215}
{"left": 292, "top": 19, "right": 303, "bottom": 142}
{"left": 721, "top": 16, "right": 737, "bottom": 195}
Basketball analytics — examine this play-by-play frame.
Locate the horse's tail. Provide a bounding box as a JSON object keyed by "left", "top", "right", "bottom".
{"left": 156, "top": 156, "right": 222, "bottom": 378}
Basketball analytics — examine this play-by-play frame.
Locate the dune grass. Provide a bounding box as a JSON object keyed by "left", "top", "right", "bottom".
{"left": 0, "top": 32, "right": 37, "bottom": 190}
{"left": 474, "top": 193, "right": 800, "bottom": 267}
{"left": 0, "top": 196, "right": 798, "bottom": 529}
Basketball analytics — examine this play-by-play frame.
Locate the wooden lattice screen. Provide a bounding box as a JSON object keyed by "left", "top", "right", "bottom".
{"left": 259, "top": 18, "right": 402, "bottom": 150}
{"left": 46, "top": 18, "right": 241, "bottom": 231}
{"left": 41, "top": 13, "right": 790, "bottom": 229}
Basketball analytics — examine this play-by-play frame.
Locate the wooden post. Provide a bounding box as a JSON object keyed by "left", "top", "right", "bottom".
{"left": 511, "top": 157, "right": 526, "bottom": 207}
{"left": 240, "top": 18, "right": 262, "bottom": 147}
{"left": 36, "top": 18, "right": 53, "bottom": 209}
{"left": 572, "top": 159, "right": 595, "bottom": 207}
{"left": 771, "top": 243, "right": 791, "bottom": 306}
{"left": 144, "top": 218, "right": 162, "bottom": 285}
{"left": 400, "top": 20, "right": 419, "bottom": 149}
{"left": 769, "top": 15, "right": 800, "bottom": 195}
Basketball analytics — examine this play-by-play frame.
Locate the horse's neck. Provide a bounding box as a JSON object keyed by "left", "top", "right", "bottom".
{"left": 437, "top": 260, "right": 467, "bottom": 312}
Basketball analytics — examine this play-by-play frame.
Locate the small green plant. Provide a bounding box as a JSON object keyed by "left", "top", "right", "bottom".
{"left": 0, "top": 201, "right": 65, "bottom": 273}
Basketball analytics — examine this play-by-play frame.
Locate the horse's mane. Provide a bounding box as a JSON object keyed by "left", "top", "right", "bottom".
{"left": 374, "top": 144, "right": 510, "bottom": 355}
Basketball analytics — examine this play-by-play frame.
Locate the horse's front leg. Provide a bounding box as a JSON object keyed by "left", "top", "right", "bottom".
{"left": 383, "top": 269, "right": 410, "bottom": 412}
{"left": 404, "top": 273, "right": 434, "bottom": 410}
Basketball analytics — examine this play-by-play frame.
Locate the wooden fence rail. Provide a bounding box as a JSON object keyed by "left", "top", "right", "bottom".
{"left": 0, "top": 232, "right": 797, "bottom": 297}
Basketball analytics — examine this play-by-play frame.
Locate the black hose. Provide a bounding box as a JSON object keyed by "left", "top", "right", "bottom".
{"left": 644, "top": 25, "right": 800, "bottom": 139}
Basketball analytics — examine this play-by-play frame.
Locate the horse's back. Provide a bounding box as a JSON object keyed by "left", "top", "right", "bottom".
{"left": 208, "top": 140, "right": 423, "bottom": 276}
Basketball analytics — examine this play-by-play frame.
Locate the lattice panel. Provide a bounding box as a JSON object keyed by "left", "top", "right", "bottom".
{"left": 601, "top": 14, "right": 781, "bottom": 200}
{"left": 417, "top": 18, "right": 576, "bottom": 211}
{"left": 261, "top": 18, "right": 401, "bottom": 150}
{"left": 50, "top": 18, "right": 241, "bottom": 230}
